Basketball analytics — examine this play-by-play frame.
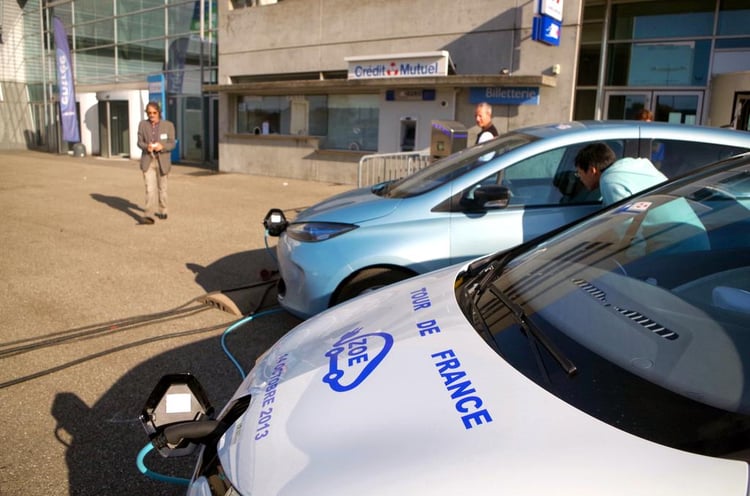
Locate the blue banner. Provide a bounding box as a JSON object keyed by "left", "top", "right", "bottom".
{"left": 147, "top": 74, "right": 166, "bottom": 117}
{"left": 53, "top": 17, "right": 80, "bottom": 143}
{"left": 166, "top": 38, "right": 189, "bottom": 94}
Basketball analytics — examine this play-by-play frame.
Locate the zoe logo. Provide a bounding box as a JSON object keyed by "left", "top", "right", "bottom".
{"left": 323, "top": 327, "right": 393, "bottom": 392}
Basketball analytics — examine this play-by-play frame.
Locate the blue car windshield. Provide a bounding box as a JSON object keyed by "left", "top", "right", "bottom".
{"left": 464, "top": 157, "right": 750, "bottom": 458}
{"left": 378, "top": 133, "right": 535, "bottom": 198}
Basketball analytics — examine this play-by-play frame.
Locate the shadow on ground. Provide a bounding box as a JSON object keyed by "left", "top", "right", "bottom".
{"left": 51, "top": 299, "right": 300, "bottom": 495}
{"left": 187, "top": 247, "right": 281, "bottom": 316}
{"left": 90, "top": 193, "right": 145, "bottom": 224}
{"left": 48, "top": 244, "right": 302, "bottom": 495}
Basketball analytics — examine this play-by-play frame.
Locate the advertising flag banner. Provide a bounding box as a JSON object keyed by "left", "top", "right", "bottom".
{"left": 53, "top": 16, "right": 80, "bottom": 143}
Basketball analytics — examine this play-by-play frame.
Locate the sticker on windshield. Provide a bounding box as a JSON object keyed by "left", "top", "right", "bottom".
{"left": 323, "top": 327, "right": 394, "bottom": 392}
{"left": 616, "top": 201, "right": 652, "bottom": 214}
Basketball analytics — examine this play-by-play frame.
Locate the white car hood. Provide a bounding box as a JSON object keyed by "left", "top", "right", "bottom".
{"left": 208, "top": 265, "right": 748, "bottom": 496}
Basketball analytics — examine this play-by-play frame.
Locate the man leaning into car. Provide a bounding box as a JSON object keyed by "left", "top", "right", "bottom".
{"left": 574, "top": 143, "right": 667, "bottom": 206}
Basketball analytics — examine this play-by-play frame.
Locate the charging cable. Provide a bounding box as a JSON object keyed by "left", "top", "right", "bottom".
{"left": 221, "top": 307, "right": 286, "bottom": 379}
{"left": 138, "top": 306, "right": 286, "bottom": 485}
{"left": 136, "top": 443, "right": 190, "bottom": 486}
{"left": 264, "top": 228, "right": 279, "bottom": 266}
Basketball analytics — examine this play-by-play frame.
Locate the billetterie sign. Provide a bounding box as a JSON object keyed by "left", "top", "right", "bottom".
{"left": 346, "top": 51, "right": 451, "bottom": 80}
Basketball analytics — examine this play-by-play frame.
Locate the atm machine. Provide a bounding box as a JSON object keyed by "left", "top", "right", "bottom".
{"left": 430, "top": 120, "right": 468, "bottom": 161}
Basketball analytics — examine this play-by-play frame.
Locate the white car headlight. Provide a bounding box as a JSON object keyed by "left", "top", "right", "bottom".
{"left": 286, "top": 222, "right": 358, "bottom": 242}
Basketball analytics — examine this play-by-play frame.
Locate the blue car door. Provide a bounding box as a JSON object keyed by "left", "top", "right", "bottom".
{"left": 448, "top": 142, "right": 610, "bottom": 264}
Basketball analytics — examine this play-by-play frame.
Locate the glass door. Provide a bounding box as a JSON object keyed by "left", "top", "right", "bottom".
{"left": 604, "top": 92, "right": 650, "bottom": 120}
{"left": 605, "top": 91, "right": 703, "bottom": 123}
{"left": 653, "top": 92, "right": 702, "bottom": 125}
{"left": 110, "top": 101, "right": 130, "bottom": 156}
{"left": 98, "top": 100, "right": 130, "bottom": 157}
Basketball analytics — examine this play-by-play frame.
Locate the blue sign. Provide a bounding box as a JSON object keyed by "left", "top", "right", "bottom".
{"left": 532, "top": 15, "right": 561, "bottom": 46}
{"left": 469, "top": 87, "right": 540, "bottom": 106}
{"left": 52, "top": 17, "right": 80, "bottom": 143}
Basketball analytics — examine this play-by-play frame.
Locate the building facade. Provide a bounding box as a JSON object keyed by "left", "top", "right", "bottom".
{"left": 576, "top": 0, "right": 750, "bottom": 127}
{"left": 212, "top": 0, "right": 572, "bottom": 182}
{"left": 0, "top": 0, "right": 218, "bottom": 165}
{"left": 211, "top": 0, "right": 750, "bottom": 183}
{"left": 1, "top": 0, "right": 748, "bottom": 183}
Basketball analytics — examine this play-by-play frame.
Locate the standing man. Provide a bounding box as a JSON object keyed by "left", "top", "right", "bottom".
{"left": 137, "top": 101, "right": 176, "bottom": 224}
{"left": 474, "top": 102, "right": 499, "bottom": 145}
{"left": 574, "top": 143, "right": 667, "bottom": 206}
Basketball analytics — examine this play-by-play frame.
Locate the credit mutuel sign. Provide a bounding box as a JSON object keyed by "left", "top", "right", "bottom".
{"left": 346, "top": 51, "right": 451, "bottom": 80}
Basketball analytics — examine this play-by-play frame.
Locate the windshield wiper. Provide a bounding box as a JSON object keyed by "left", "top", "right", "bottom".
{"left": 371, "top": 178, "right": 402, "bottom": 197}
{"left": 371, "top": 181, "right": 390, "bottom": 196}
{"left": 471, "top": 252, "right": 513, "bottom": 293}
{"left": 487, "top": 285, "right": 577, "bottom": 378}
{"left": 465, "top": 286, "right": 502, "bottom": 355}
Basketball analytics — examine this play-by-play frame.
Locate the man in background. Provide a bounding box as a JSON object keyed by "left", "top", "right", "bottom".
{"left": 474, "top": 102, "right": 498, "bottom": 145}
{"left": 137, "top": 101, "right": 176, "bottom": 224}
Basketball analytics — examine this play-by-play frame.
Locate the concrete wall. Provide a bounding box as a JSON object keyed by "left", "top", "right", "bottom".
{"left": 220, "top": 136, "right": 363, "bottom": 184}
{"left": 219, "top": 0, "right": 581, "bottom": 83}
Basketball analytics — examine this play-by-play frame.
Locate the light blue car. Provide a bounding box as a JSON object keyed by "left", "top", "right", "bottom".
{"left": 272, "top": 121, "right": 750, "bottom": 318}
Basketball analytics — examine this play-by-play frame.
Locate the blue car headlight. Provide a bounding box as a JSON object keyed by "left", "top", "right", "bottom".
{"left": 286, "top": 222, "right": 358, "bottom": 242}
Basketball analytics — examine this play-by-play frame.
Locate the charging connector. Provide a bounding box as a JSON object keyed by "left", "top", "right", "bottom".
{"left": 263, "top": 208, "right": 288, "bottom": 236}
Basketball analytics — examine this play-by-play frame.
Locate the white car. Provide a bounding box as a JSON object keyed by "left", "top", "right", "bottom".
{"left": 141, "top": 152, "right": 750, "bottom": 495}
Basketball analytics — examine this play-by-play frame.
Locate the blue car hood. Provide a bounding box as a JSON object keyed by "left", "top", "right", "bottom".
{"left": 294, "top": 186, "right": 399, "bottom": 224}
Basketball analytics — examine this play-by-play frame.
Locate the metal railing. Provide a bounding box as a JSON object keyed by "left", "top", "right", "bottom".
{"left": 357, "top": 150, "right": 433, "bottom": 187}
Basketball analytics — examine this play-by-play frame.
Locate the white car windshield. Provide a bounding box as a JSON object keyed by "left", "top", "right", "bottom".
{"left": 461, "top": 156, "right": 750, "bottom": 459}
{"left": 377, "top": 134, "right": 534, "bottom": 198}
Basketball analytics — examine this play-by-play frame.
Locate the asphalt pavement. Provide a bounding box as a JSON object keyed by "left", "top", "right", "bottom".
{"left": 0, "top": 150, "right": 351, "bottom": 495}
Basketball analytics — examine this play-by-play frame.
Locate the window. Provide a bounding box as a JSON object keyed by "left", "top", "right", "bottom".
{"left": 324, "top": 94, "right": 379, "bottom": 151}
{"left": 307, "top": 95, "right": 328, "bottom": 137}
{"left": 650, "top": 139, "right": 750, "bottom": 177}
{"left": 236, "top": 94, "right": 379, "bottom": 151}
{"left": 573, "top": 90, "right": 597, "bottom": 120}
{"left": 576, "top": 45, "right": 600, "bottom": 87}
{"left": 237, "top": 96, "right": 289, "bottom": 135}
{"left": 718, "top": 0, "right": 750, "bottom": 36}
{"left": 607, "top": 41, "right": 711, "bottom": 87}
{"left": 463, "top": 141, "right": 625, "bottom": 208}
{"left": 610, "top": 1, "right": 715, "bottom": 40}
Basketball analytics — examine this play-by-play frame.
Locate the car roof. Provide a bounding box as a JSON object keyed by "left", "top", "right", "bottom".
{"left": 514, "top": 120, "right": 750, "bottom": 142}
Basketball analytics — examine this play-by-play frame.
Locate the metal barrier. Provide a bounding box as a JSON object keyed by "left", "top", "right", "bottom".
{"left": 357, "top": 151, "right": 432, "bottom": 187}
